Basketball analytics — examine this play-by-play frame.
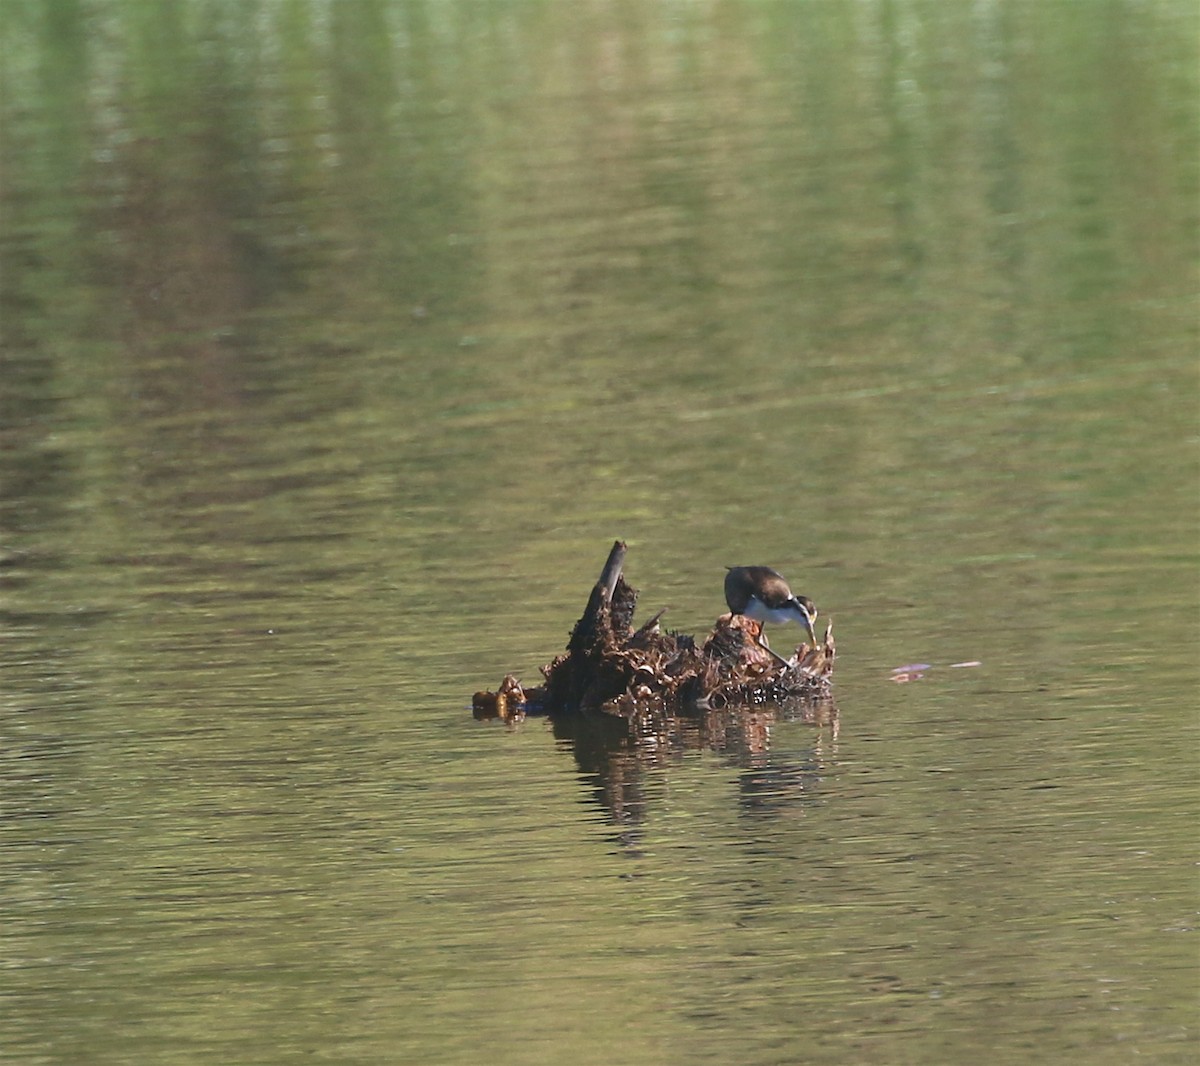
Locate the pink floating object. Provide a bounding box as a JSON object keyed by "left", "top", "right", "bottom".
{"left": 890, "top": 664, "right": 929, "bottom": 682}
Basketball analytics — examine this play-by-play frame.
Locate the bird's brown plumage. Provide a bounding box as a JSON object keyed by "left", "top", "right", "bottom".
{"left": 724, "top": 566, "right": 799, "bottom": 613}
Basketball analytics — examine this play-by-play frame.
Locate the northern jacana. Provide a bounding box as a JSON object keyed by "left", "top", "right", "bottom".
{"left": 724, "top": 565, "right": 817, "bottom": 665}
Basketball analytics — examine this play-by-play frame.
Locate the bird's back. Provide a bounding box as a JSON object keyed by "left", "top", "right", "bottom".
{"left": 725, "top": 565, "right": 793, "bottom": 612}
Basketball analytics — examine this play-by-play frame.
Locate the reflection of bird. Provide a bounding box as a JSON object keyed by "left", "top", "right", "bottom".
{"left": 724, "top": 566, "right": 818, "bottom": 665}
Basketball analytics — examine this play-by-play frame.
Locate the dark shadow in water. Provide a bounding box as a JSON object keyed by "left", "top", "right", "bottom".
{"left": 544, "top": 699, "right": 838, "bottom": 848}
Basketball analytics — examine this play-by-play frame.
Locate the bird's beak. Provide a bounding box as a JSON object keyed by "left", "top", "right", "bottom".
{"left": 800, "top": 608, "right": 817, "bottom": 646}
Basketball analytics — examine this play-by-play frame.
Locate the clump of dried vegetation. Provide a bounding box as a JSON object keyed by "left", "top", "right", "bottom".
{"left": 474, "top": 541, "right": 834, "bottom": 723}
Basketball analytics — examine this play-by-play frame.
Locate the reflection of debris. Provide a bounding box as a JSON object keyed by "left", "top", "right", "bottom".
{"left": 551, "top": 695, "right": 839, "bottom": 836}
{"left": 475, "top": 540, "right": 835, "bottom": 719}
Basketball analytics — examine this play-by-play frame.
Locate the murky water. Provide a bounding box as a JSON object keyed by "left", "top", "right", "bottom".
{"left": 2, "top": 3, "right": 1196, "bottom": 1064}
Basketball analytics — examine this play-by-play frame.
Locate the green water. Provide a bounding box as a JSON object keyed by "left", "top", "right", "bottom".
{"left": 1, "top": 2, "right": 1196, "bottom": 1064}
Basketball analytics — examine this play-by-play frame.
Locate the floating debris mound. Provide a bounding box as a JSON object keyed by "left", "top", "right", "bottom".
{"left": 474, "top": 540, "right": 834, "bottom": 722}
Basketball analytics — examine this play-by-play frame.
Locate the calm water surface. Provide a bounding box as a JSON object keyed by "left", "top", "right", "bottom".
{"left": 1, "top": 3, "right": 1196, "bottom": 1064}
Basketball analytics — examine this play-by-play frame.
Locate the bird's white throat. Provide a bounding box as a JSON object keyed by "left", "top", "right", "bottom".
{"left": 743, "top": 596, "right": 811, "bottom": 626}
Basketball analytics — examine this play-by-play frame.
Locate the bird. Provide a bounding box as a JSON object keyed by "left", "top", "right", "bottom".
{"left": 724, "top": 565, "right": 818, "bottom": 665}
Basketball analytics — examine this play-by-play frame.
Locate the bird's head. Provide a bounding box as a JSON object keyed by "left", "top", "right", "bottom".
{"left": 791, "top": 595, "right": 818, "bottom": 644}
